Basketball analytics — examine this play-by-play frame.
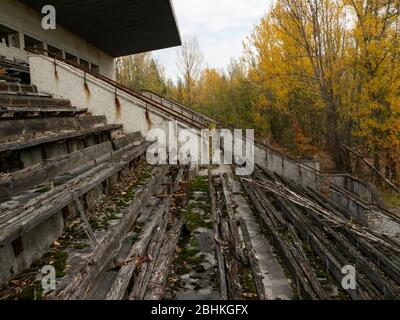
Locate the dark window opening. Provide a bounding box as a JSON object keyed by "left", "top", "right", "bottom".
{"left": 0, "top": 151, "right": 24, "bottom": 173}
{"left": 0, "top": 24, "right": 20, "bottom": 48}
{"left": 65, "top": 52, "right": 78, "bottom": 64}
{"left": 24, "top": 35, "right": 44, "bottom": 50}
{"left": 91, "top": 63, "right": 99, "bottom": 73}
{"left": 47, "top": 45, "right": 63, "bottom": 59}
{"left": 12, "top": 237, "right": 24, "bottom": 258}
{"left": 79, "top": 58, "right": 90, "bottom": 70}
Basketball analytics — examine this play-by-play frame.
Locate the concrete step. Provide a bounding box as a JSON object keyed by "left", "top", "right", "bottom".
{"left": 0, "top": 123, "right": 123, "bottom": 153}
{"left": 0, "top": 142, "right": 114, "bottom": 201}
{"left": 0, "top": 107, "right": 88, "bottom": 119}
{"left": 0, "top": 82, "right": 39, "bottom": 95}
{"left": 0, "top": 105, "right": 84, "bottom": 118}
{"left": 0, "top": 115, "right": 108, "bottom": 143}
{"left": 0, "top": 133, "right": 150, "bottom": 200}
{"left": 112, "top": 131, "right": 144, "bottom": 150}
{"left": 0, "top": 94, "right": 71, "bottom": 108}
{"left": 0, "top": 141, "right": 152, "bottom": 286}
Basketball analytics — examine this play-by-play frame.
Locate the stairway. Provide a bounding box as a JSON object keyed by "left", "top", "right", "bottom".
{"left": 0, "top": 80, "right": 152, "bottom": 286}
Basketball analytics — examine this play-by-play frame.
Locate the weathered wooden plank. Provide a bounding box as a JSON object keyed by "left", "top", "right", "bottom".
{"left": 0, "top": 142, "right": 113, "bottom": 200}
{"left": 0, "top": 124, "right": 122, "bottom": 153}
{"left": 0, "top": 83, "right": 38, "bottom": 94}
{"left": 220, "top": 173, "right": 242, "bottom": 260}
{"left": 270, "top": 192, "right": 368, "bottom": 300}
{"left": 0, "top": 115, "right": 107, "bottom": 141}
{"left": 209, "top": 169, "right": 228, "bottom": 300}
{"left": 214, "top": 175, "right": 243, "bottom": 300}
{"left": 342, "top": 229, "right": 400, "bottom": 286}
{"left": 247, "top": 172, "right": 328, "bottom": 300}
{"left": 128, "top": 199, "right": 171, "bottom": 300}
{"left": 2, "top": 106, "right": 77, "bottom": 113}
{"left": 112, "top": 132, "right": 143, "bottom": 150}
{"left": 286, "top": 224, "right": 329, "bottom": 300}
{"left": 53, "top": 166, "right": 169, "bottom": 300}
{"left": 250, "top": 168, "right": 371, "bottom": 299}
{"left": 239, "top": 217, "right": 267, "bottom": 300}
{"left": 142, "top": 217, "right": 184, "bottom": 300}
{"left": 241, "top": 180, "right": 319, "bottom": 300}
{"left": 0, "top": 142, "right": 153, "bottom": 246}
{"left": 300, "top": 201, "right": 400, "bottom": 298}
{"left": 269, "top": 179, "right": 384, "bottom": 299}
{"left": 304, "top": 187, "right": 400, "bottom": 286}
{"left": 0, "top": 94, "right": 71, "bottom": 108}
{"left": 128, "top": 166, "right": 188, "bottom": 299}
{"left": 105, "top": 206, "right": 167, "bottom": 300}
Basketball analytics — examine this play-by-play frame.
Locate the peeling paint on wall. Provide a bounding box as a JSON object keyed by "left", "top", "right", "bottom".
{"left": 114, "top": 96, "right": 121, "bottom": 120}
{"left": 53, "top": 61, "right": 59, "bottom": 81}
{"left": 145, "top": 109, "right": 153, "bottom": 129}
{"left": 84, "top": 81, "right": 91, "bottom": 104}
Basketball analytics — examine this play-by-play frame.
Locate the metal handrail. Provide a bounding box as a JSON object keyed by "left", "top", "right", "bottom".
{"left": 26, "top": 47, "right": 206, "bottom": 130}
{"left": 141, "top": 89, "right": 218, "bottom": 125}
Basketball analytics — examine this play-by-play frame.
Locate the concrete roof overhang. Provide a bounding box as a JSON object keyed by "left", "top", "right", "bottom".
{"left": 20, "top": 0, "right": 181, "bottom": 57}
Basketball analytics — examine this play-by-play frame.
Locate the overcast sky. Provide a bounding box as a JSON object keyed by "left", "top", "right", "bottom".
{"left": 153, "top": 0, "right": 272, "bottom": 82}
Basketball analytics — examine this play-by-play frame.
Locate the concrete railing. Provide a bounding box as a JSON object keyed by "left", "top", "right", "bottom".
{"left": 253, "top": 141, "right": 383, "bottom": 207}
{"left": 253, "top": 142, "right": 322, "bottom": 188}
{"left": 330, "top": 184, "right": 400, "bottom": 235}
{"left": 327, "top": 173, "right": 378, "bottom": 204}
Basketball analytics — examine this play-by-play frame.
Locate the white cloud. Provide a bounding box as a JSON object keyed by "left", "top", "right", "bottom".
{"left": 153, "top": 0, "right": 272, "bottom": 81}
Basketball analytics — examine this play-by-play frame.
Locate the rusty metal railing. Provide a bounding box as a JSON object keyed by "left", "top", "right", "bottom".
{"left": 141, "top": 89, "right": 219, "bottom": 126}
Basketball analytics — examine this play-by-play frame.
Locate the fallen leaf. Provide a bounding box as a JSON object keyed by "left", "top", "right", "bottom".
{"left": 11, "top": 280, "right": 24, "bottom": 287}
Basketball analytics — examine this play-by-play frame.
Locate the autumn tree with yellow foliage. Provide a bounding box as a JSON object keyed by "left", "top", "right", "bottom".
{"left": 246, "top": 0, "right": 400, "bottom": 182}
{"left": 116, "top": 53, "right": 167, "bottom": 95}
{"left": 349, "top": 0, "right": 400, "bottom": 181}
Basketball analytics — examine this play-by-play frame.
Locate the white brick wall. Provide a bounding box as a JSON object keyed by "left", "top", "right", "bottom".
{"left": 0, "top": 0, "right": 116, "bottom": 79}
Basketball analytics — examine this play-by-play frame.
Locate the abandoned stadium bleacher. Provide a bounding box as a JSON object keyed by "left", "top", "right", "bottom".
{"left": 0, "top": 77, "right": 158, "bottom": 286}
{"left": 1, "top": 57, "right": 400, "bottom": 301}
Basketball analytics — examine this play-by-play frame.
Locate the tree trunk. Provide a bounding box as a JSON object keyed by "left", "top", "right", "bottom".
{"left": 325, "top": 102, "right": 351, "bottom": 172}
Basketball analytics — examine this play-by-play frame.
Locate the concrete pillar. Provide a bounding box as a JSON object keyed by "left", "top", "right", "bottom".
{"left": 18, "top": 32, "right": 25, "bottom": 49}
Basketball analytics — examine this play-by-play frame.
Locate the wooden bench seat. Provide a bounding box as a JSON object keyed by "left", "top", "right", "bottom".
{"left": 0, "top": 115, "right": 107, "bottom": 141}
{"left": 0, "top": 94, "right": 71, "bottom": 108}
{"left": 112, "top": 132, "right": 144, "bottom": 150}
{"left": 0, "top": 123, "right": 122, "bottom": 153}
{"left": 0, "top": 140, "right": 153, "bottom": 247}
{"left": 0, "top": 142, "right": 114, "bottom": 201}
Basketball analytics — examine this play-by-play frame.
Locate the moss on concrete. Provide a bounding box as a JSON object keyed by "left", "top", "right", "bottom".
{"left": 189, "top": 176, "right": 209, "bottom": 193}
{"left": 73, "top": 243, "right": 90, "bottom": 250}
{"left": 382, "top": 190, "right": 400, "bottom": 211}
{"left": 53, "top": 251, "right": 68, "bottom": 278}
{"left": 241, "top": 268, "right": 258, "bottom": 300}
